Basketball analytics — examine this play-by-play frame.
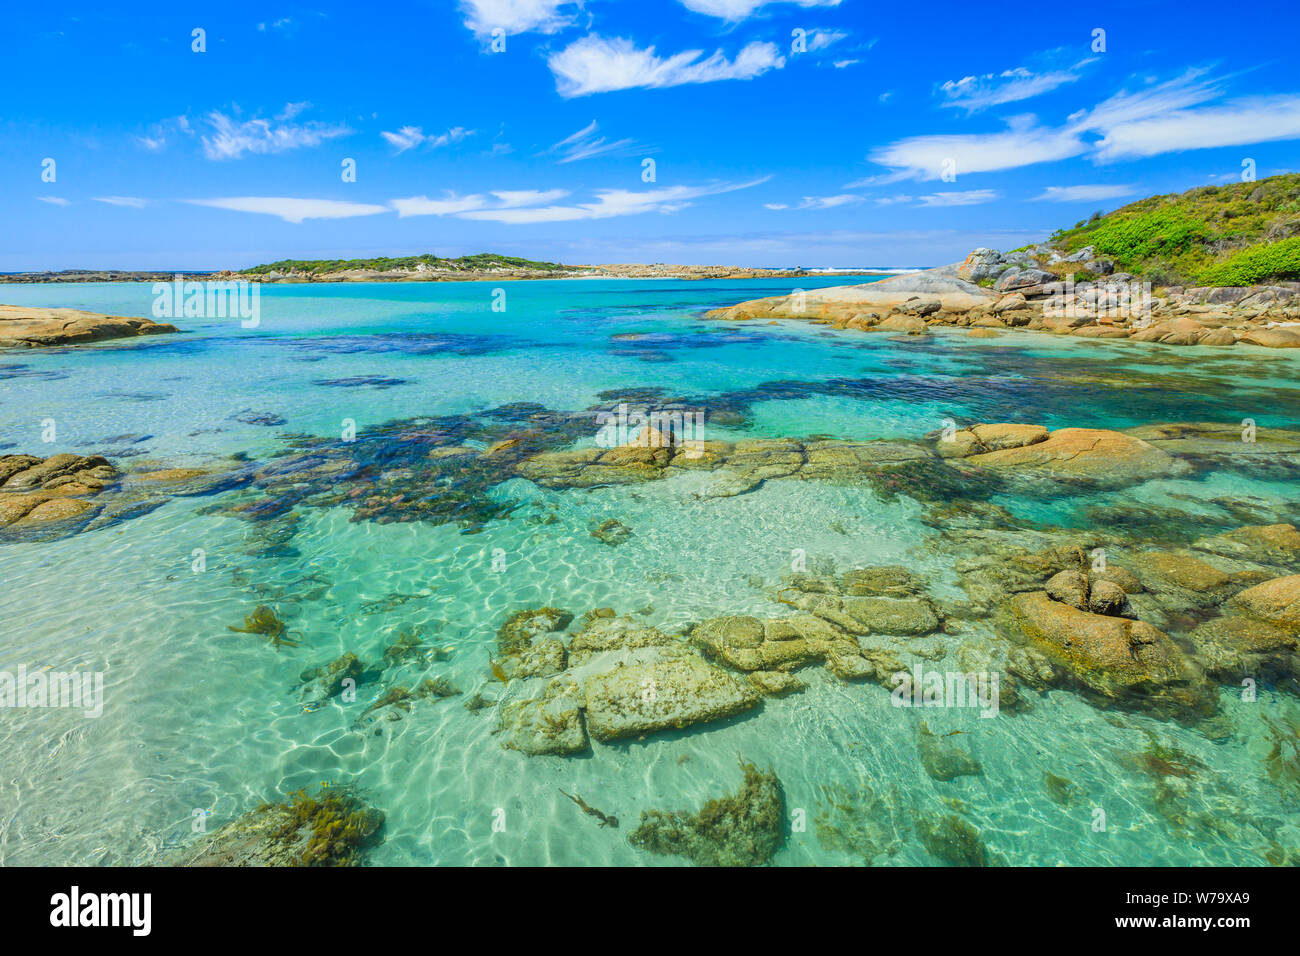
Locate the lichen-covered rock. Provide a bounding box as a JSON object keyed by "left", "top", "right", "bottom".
{"left": 937, "top": 423, "right": 1049, "bottom": 459}
{"left": 583, "top": 649, "right": 759, "bottom": 741}
{"left": 1008, "top": 591, "right": 1206, "bottom": 711}
{"left": 1045, "top": 569, "right": 1090, "bottom": 610}
{"left": 1194, "top": 524, "right": 1300, "bottom": 569}
{"left": 1186, "top": 614, "right": 1299, "bottom": 681}
{"left": 1127, "top": 551, "right": 1240, "bottom": 609}
{"left": 965, "top": 428, "right": 1183, "bottom": 486}
{"left": 1227, "top": 574, "right": 1300, "bottom": 629}
{"left": 629, "top": 760, "right": 784, "bottom": 866}
{"left": 0, "top": 305, "right": 179, "bottom": 349}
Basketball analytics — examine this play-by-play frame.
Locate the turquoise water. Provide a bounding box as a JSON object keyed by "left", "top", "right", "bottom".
{"left": 1, "top": 278, "right": 1298, "bottom": 866}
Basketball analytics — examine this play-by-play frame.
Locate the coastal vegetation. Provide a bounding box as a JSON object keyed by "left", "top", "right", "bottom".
{"left": 241, "top": 252, "right": 572, "bottom": 276}
{"left": 1049, "top": 173, "right": 1300, "bottom": 286}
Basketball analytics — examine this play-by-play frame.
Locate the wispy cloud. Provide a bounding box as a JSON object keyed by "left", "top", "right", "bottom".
{"left": 1088, "top": 92, "right": 1300, "bottom": 161}
{"left": 866, "top": 118, "right": 1087, "bottom": 181}
{"left": 459, "top": 0, "right": 580, "bottom": 37}
{"left": 380, "top": 125, "right": 474, "bottom": 153}
{"left": 797, "top": 194, "right": 864, "bottom": 209}
{"left": 916, "top": 189, "right": 1000, "bottom": 207}
{"left": 940, "top": 55, "right": 1094, "bottom": 112}
{"left": 93, "top": 196, "right": 150, "bottom": 208}
{"left": 37, "top": 196, "right": 71, "bottom": 206}
{"left": 136, "top": 115, "right": 192, "bottom": 153}
{"left": 201, "top": 104, "right": 350, "bottom": 160}
{"left": 548, "top": 35, "right": 784, "bottom": 97}
{"left": 393, "top": 178, "right": 767, "bottom": 223}
{"left": 804, "top": 29, "right": 847, "bottom": 53}
{"left": 184, "top": 197, "right": 388, "bottom": 223}
{"left": 1034, "top": 184, "right": 1138, "bottom": 202}
{"left": 678, "top": 0, "right": 841, "bottom": 22}
{"left": 543, "top": 120, "right": 644, "bottom": 162}
{"left": 867, "top": 69, "right": 1300, "bottom": 182}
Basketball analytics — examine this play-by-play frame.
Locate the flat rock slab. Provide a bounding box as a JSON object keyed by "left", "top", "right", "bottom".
{"left": 583, "top": 652, "right": 759, "bottom": 741}
{"left": 965, "top": 427, "right": 1182, "bottom": 485}
{"left": 0, "top": 304, "right": 178, "bottom": 348}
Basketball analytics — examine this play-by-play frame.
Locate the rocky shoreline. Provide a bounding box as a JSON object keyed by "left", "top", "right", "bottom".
{"left": 707, "top": 245, "right": 1300, "bottom": 349}
{"left": 0, "top": 304, "right": 178, "bottom": 348}
{"left": 2, "top": 263, "right": 880, "bottom": 284}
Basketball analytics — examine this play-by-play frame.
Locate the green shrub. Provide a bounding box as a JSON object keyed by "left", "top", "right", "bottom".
{"left": 1087, "top": 207, "right": 1210, "bottom": 268}
{"left": 1199, "top": 237, "right": 1300, "bottom": 285}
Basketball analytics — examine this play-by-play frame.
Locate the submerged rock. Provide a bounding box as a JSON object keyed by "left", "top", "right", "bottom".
{"left": 1193, "top": 524, "right": 1300, "bottom": 568}
{"left": 917, "top": 721, "right": 982, "bottom": 782}
{"left": 629, "top": 760, "right": 784, "bottom": 866}
{"left": 583, "top": 648, "right": 759, "bottom": 741}
{"left": 495, "top": 675, "right": 589, "bottom": 756}
{"left": 0, "top": 451, "right": 249, "bottom": 542}
{"left": 1008, "top": 591, "right": 1208, "bottom": 713}
{"left": 169, "top": 787, "right": 384, "bottom": 867}
{"left": 1228, "top": 574, "right": 1300, "bottom": 629}
{"left": 915, "top": 812, "right": 995, "bottom": 867}
{"left": 497, "top": 607, "right": 572, "bottom": 655}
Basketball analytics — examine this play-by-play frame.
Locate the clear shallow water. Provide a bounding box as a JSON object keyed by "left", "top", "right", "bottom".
{"left": 1, "top": 278, "right": 1299, "bottom": 866}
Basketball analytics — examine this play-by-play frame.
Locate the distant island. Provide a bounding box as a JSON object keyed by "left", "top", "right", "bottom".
{"left": 2, "top": 253, "right": 882, "bottom": 284}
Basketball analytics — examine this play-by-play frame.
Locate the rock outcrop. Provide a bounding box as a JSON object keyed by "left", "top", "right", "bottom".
{"left": 0, "top": 305, "right": 178, "bottom": 348}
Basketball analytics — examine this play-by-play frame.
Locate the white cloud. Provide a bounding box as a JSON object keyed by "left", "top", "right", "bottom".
{"left": 93, "top": 196, "right": 150, "bottom": 208}
{"left": 185, "top": 197, "right": 389, "bottom": 223}
{"left": 1070, "top": 69, "right": 1220, "bottom": 134}
{"left": 940, "top": 62, "right": 1090, "bottom": 112}
{"left": 805, "top": 29, "right": 846, "bottom": 53}
{"left": 136, "top": 115, "right": 192, "bottom": 153}
{"left": 380, "top": 125, "right": 474, "bottom": 153}
{"left": 865, "top": 69, "right": 1300, "bottom": 182}
{"left": 678, "top": 0, "right": 841, "bottom": 21}
{"left": 37, "top": 196, "right": 71, "bottom": 206}
{"left": 1088, "top": 94, "right": 1300, "bottom": 161}
{"left": 797, "top": 194, "right": 863, "bottom": 209}
{"left": 390, "top": 194, "right": 492, "bottom": 217}
{"left": 201, "top": 104, "right": 350, "bottom": 160}
{"left": 834, "top": 59, "right": 860, "bottom": 69}
{"left": 1034, "top": 184, "right": 1138, "bottom": 202}
{"left": 764, "top": 203, "right": 789, "bottom": 209}
{"left": 394, "top": 178, "right": 767, "bottom": 224}
{"left": 868, "top": 120, "right": 1086, "bottom": 182}
{"left": 459, "top": 0, "right": 579, "bottom": 37}
{"left": 548, "top": 35, "right": 784, "bottom": 97}
{"left": 873, "top": 195, "right": 913, "bottom": 206}
{"left": 544, "top": 120, "right": 642, "bottom": 163}
{"left": 916, "top": 190, "right": 1000, "bottom": 207}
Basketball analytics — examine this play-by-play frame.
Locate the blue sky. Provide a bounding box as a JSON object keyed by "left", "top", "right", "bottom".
{"left": 5, "top": 0, "right": 1300, "bottom": 270}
